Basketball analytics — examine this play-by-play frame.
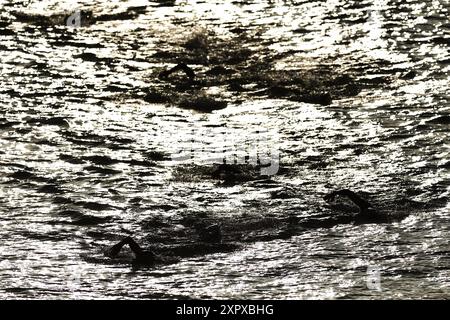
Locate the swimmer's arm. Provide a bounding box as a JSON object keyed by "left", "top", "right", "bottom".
{"left": 106, "top": 236, "right": 144, "bottom": 258}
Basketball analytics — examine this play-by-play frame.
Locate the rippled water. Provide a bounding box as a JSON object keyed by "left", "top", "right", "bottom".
{"left": 0, "top": 0, "right": 449, "bottom": 299}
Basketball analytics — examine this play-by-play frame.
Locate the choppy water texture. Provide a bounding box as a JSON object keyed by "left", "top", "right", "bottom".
{"left": 0, "top": 0, "right": 449, "bottom": 299}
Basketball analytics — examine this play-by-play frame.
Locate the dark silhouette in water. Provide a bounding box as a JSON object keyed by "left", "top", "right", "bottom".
{"left": 297, "top": 189, "right": 412, "bottom": 229}
{"left": 105, "top": 226, "right": 236, "bottom": 266}
{"left": 106, "top": 236, "right": 157, "bottom": 265}
{"left": 322, "top": 189, "right": 408, "bottom": 224}
{"left": 103, "top": 190, "right": 414, "bottom": 265}
{"left": 324, "top": 189, "right": 373, "bottom": 215}
{"left": 159, "top": 62, "right": 195, "bottom": 80}
{"left": 195, "top": 223, "right": 222, "bottom": 243}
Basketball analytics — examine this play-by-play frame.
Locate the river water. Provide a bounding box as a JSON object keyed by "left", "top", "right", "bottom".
{"left": 0, "top": 0, "right": 449, "bottom": 299}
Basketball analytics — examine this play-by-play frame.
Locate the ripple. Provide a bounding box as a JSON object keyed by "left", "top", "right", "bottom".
{"left": 0, "top": 0, "right": 449, "bottom": 300}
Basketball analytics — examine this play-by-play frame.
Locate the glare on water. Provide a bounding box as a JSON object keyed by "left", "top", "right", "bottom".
{"left": 0, "top": 0, "right": 449, "bottom": 299}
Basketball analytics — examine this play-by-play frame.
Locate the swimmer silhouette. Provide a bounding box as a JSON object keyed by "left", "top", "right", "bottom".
{"left": 323, "top": 189, "right": 407, "bottom": 224}
{"left": 106, "top": 236, "right": 156, "bottom": 265}
{"left": 159, "top": 62, "right": 195, "bottom": 80}
{"left": 106, "top": 225, "right": 225, "bottom": 265}
{"left": 324, "top": 189, "right": 374, "bottom": 215}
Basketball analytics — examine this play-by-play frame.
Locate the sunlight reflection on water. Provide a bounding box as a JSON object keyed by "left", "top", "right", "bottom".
{"left": 0, "top": 0, "right": 449, "bottom": 299}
